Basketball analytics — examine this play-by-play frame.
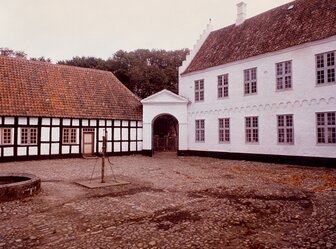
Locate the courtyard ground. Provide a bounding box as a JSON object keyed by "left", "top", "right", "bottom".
{"left": 0, "top": 153, "right": 335, "bottom": 249}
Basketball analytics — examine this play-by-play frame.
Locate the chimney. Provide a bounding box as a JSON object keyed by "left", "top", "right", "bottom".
{"left": 236, "top": 2, "right": 246, "bottom": 26}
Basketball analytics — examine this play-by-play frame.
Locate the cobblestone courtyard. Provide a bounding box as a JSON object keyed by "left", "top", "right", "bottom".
{"left": 0, "top": 153, "right": 335, "bottom": 249}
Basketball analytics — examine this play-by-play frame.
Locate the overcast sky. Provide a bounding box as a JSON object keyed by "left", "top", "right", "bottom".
{"left": 0, "top": 0, "right": 292, "bottom": 62}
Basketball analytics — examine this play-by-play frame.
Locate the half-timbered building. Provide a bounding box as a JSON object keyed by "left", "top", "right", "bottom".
{"left": 0, "top": 56, "right": 142, "bottom": 162}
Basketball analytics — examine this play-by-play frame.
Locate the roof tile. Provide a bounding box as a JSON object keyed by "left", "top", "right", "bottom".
{"left": 183, "top": 0, "right": 336, "bottom": 74}
{"left": 0, "top": 56, "right": 142, "bottom": 120}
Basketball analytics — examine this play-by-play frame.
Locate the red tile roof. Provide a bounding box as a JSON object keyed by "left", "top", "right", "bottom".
{"left": 0, "top": 56, "right": 142, "bottom": 120}
{"left": 183, "top": 0, "right": 336, "bottom": 74}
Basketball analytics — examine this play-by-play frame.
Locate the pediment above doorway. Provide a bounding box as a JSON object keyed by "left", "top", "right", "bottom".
{"left": 141, "top": 89, "right": 189, "bottom": 155}
{"left": 141, "top": 89, "right": 189, "bottom": 104}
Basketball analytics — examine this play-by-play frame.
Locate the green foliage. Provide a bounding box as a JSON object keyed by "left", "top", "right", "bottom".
{"left": 0, "top": 47, "right": 27, "bottom": 58}
{"left": 1, "top": 47, "right": 51, "bottom": 62}
{"left": 57, "top": 49, "right": 189, "bottom": 98}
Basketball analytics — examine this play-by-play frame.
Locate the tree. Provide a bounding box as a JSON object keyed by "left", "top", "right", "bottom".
{"left": 30, "top": 56, "right": 51, "bottom": 63}
{"left": 0, "top": 47, "right": 27, "bottom": 59}
{"left": 58, "top": 48, "right": 189, "bottom": 98}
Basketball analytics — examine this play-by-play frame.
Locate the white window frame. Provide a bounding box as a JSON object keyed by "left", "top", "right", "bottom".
{"left": 316, "top": 112, "right": 336, "bottom": 144}
{"left": 20, "top": 127, "right": 38, "bottom": 145}
{"left": 316, "top": 51, "right": 336, "bottom": 85}
{"left": 195, "top": 79, "right": 204, "bottom": 102}
{"left": 276, "top": 61, "right": 292, "bottom": 90}
{"left": 0, "top": 128, "right": 12, "bottom": 145}
{"left": 245, "top": 116, "right": 258, "bottom": 143}
{"left": 195, "top": 119, "right": 205, "bottom": 142}
{"left": 244, "top": 68, "right": 257, "bottom": 95}
{"left": 63, "top": 128, "right": 77, "bottom": 145}
{"left": 219, "top": 118, "right": 230, "bottom": 143}
{"left": 277, "top": 115, "right": 294, "bottom": 144}
{"left": 217, "top": 74, "right": 229, "bottom": 99}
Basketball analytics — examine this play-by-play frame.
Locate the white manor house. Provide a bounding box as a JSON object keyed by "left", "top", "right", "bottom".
{"left": 1, "top": 0, "right": 335, "bottom": 166}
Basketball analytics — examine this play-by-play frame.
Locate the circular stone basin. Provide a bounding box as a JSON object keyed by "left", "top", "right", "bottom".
{"left": 0, "top": 173, "right": 41, "bottom": 202}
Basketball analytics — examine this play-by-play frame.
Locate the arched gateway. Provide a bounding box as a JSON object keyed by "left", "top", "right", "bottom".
{"left": 141, "top": 90, "right": 189, "bottom": 156}
{"left": 153, "top": 114, "right": 178, "bottom": 152}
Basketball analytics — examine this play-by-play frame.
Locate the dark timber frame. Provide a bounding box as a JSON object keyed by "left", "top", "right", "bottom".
{"left": 0, "top": 116, "right": 143, "bottom": 162}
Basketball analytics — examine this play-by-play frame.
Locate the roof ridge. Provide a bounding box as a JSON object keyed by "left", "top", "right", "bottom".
{"left": 0, "top": 54, "right": 112, "bottom": 75}
{"left": 0, "top": 54, "right": 142, "bottom": 120}
{"left": 211, "top": 0, "right": 296, "bottom": 34}
{"left": 182, "top": 0, "right": 336, "bottom": 74}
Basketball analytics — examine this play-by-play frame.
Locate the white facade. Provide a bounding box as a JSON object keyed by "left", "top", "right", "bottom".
{"left": 141, "top": 90, "right": 188, "bottom": 153}
{"left": 178, "top": 36, "right": 336, "bottom": 159}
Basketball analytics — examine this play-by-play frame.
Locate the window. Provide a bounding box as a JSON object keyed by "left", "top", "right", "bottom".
{"left": 21, "top": 128, "right": 37, "bottom": 145}
{"left": 219, "top": 118, "right": 230, "bottom": 142}
{"left": 316, "top": 112, "right": 336, "bottom": 144}
{"left": 195, "top": 79, "right": 204, "bottom": 102}
{"left": 63, "top": 128, "right": 77, "bottom": 144}
{"left": 276, "top": 61, "right": 292, "bottom": 90}
{"left": 195, "top": 119, "right": 205, "bottom": 142}
{"left": 316, "top": 51, "right": 335, "bottom": 85}
{"left": 278, "top": 115, "right": 294, "bottom": 144}
{"left": 245, "top": 116, "right": 258, "bottom": 143}
{"left": 244, "top": 68, "right": 257, "bottom": 94}
{"left": 218, "top": 74, "right": 229, "bottom": 98}
{"left": 0, "top": 128, "right": 12, "bottom": 145}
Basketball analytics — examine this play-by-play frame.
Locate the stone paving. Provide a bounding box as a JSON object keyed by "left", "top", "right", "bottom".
{"left": 0, "top": 153, "right": 335, "bottom": 249}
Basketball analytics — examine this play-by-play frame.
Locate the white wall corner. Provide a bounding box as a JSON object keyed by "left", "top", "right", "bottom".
{"left": 179, "top": 22, "right": 214, "bottom": 76}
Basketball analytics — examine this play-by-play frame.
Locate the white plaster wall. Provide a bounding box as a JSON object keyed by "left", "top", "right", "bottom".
{"left": 63, "top": 119, "right": 71, "bottom": 126}
{"left": 130, "top": 142, "right": 137, "bottom": 151}
{"left": 17, "top": 147, "right": 26, "bottom": 156}
{"left": 30, "top": 118, "right": 38, "bottom": 125}
{"left": 122, "top": 128, "right": 128, "bottom": 141}
{"left": 52, "top": 128, "right": 60, "bottom": 142}
{"left": 4, "top": 147, "right": 14, "bottom": 156}
{"left": 41, "top": 127, "right": 50, "bottom": 142}
{"left": 52, "top": 118, "right": 60, "bottom": 126}
{"left": 179, "top": 37, "right": 336, "bottom": 158}
{"left": 130, "top": 128, "right": 137, "bottom": 140}
{"left": 50, "top": 144, "right": 58, "bottom": 154}
{"left": 4, "top": 117, "right": 14, "bottom": 125}
{"left": 114, "top": 128, "right": 120, "bottom": 140}
{"left": 29, "top": 146, "right": 38, "bottom": 155}
{"left": 62, "top": 146, "right": 70, "bottom": 154}
{"left": 72, "top": 146, "right": 79, "bottom": 153}
{"left": 114, "top": 142, "right": 121, "bottom": 152}
{"left": 18, "top": 117, "right": 27, "bottom": 125}
{"left": 41, "top": 144, "right": 50, "bottom": 155}
{"left": 42, "top": 118, "right": 50, "bottom": 125}
{"left": 82, "top": 119, "right": 89, "bottom": 126}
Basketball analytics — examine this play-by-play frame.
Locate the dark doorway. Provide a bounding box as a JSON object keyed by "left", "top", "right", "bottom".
{"left": 153, "top": 115, "right": 178, "bottom": 152}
